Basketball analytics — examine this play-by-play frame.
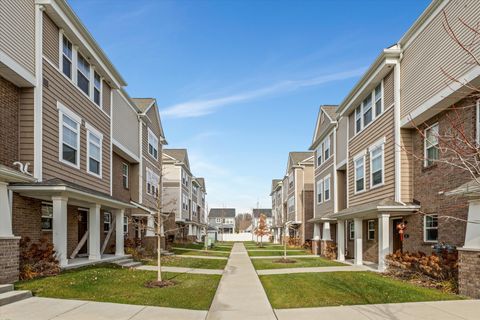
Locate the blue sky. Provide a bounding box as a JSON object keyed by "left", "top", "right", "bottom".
{"left": 70, "top": 0, "right": 430, "bottom": 213}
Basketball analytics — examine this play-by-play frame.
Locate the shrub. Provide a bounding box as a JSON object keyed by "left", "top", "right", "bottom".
{"left": 19, "top": 237, "right": 60, "bottom": 280}
{"left": 323, "top": 242, "right": 337, "bottom": 260}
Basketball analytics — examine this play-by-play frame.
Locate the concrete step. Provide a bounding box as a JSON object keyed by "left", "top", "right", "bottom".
{"left": 114, "top": 258, "right": 134, "bottom": 265}
{"left": 122, "top": 261, "right": 142, "bottom": 268}
{"left": 0, "top": 290, "right": 32, "bottom": 307}
{"left": 0, "top": 284, "right": 13, "bottom": 294}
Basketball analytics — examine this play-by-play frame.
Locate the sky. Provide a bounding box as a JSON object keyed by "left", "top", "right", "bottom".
{"left": 70, "top": 0, "right": 430, "bottom": 214}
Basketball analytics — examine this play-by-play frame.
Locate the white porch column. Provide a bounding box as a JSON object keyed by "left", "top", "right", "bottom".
{"left": 146, "top": 214, "right": 155, "bottom": 237}
{"left": 464, "top": 200, "right": 480, "bottom": 249}
{"left": 52, "top": 196, "right": 68, "bottom": 267}
{"left": 322, "top": 222, "right": 332, "bottom": 241}
{"left": 88, "top": 204, "right": 101, "bottom": 260}
{"left": 378, "top": 213, "right": 390, "bottom": 272}
{"left": 115, "top": 209, "right": 125, "bottom": 256}
{"left": 0, "top": 182, "right": 13, "bottom": 237}
{"left": 188, "top": 224, "right": 193, "bottom": 236}
{"left": 337, "top": 220, "right": 345, "bottom": 261}
{"left": 313, "top": 223, "right": 321, "bottom": 240}
{"left": 354, "top": 218, "right": 363, "bottom": 265}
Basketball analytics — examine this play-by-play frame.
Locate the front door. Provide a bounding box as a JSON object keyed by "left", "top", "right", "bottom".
{"left": 392, "top": 219, "right": 403, "bottom": 253}
{"left": 78, "top": 210, "right": 88, "bottom": 254}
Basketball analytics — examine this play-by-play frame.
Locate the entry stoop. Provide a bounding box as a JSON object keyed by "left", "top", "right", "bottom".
{"left": 113, "top": 258, "right": 142, "bottom": 268}
{"left": 0, "top": 284, "right": 32, "bottom": 306}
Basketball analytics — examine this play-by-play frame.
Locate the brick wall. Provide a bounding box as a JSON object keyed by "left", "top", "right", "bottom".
{"left": 303, "top": 190, "right": 314, "bottom": 242}
{"left": 458, "top": 249, "right": 480, "bottom": 298}
{"left": 112, "top": 152, "right": 132, "bottom": 203}
{"left": 12, "top": 193, "right": 44, "bottom": 242}
{"left": 363, "top": 219, "right": 378, "bottom": 263}
{"left": 0, "top": 76, "right": 19, "bottom": 168}
{"left": 0, "top": 237, "right": 20, "bottom": 284}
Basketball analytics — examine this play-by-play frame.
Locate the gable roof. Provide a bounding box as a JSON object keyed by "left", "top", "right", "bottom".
{"left": 252, "top": 208, "right": 272, "bottom": 218}
{"left": 196, "top": 177, "right": 206, "bottom": 191}
{"left": 163, "top": 149, "right": 190, "bottom": 170}
{"left": 271, "top": 179, "right": 282, "bottom": 192}
{"left": 131, "top": 98, "right": 155, "bottom": 112}
{"left": 287, "top": 151, "right": 314, "bottom": 173}
{"left": 209, "top": 208, "right": 236, "bottom": 218}
{"left": 132, "top": 98, "right": 166, "bottom": 142}
{"left": 311, "top": 105, "right": 338, "bottom": 150}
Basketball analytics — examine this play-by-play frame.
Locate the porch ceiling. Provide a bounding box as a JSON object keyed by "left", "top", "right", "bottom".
{"left": 330, "top": 199, "right": 420, "bottom": 220}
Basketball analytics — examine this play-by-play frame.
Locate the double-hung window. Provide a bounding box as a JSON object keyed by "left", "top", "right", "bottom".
{"left": 424, "top": 123, "right": 439, "bottom": 167}
{"left": 216, "top": 218, "right": 222, "bottom": 223}
{"left": 86, "top": 125, "right": 102, "bottom": 177}
{"left": 316, "top": 144, "right": 323, "bottom": 166}
{"left": 363, "top": 95, "right": 373, "bottom": 127}
{"left": 368, "top": 220, "right": 375, "bottom": 240}
{"left": 288, "top": 172, "right": 294, "bottom": 190}
{"left": 148, "top": 128, "right": 159, "bottom": 159}
{"left": 288, "top": 196, "right": 295, "bottom": 213}
{"left": 59, "top": 105, "right": 80, "bottom": 167}
{"left": 349, "top": 221, "right": 355, "bottom": 240}
{"left": 424, "top": 214, "right": 438, "bottom": 242}
{"left": 370, "top": 141, "right": 384, "bottom": 188}
{"left": 354, "top": 83, "right": 383, "bottom": 134}
{"left": 93, "top": 72, "right": 101, "bottom": 106}
{"left": 324, "top": 136, "right": 331, "bottom": 161}
{"left": 374, "top": 84, "right": 382, "bottom": 116}
{"left": 354, "top": 155, "right": 365, "bottom": 193}
{"left": 122, "top": 163, "right": 129, "bottom": 189}
{"left": 355, "top": 106, "right": 362, "bottom": 134}
{"left": 62, "top": 36, "right": 73, "bottom": 78}
{"left": 123, "top": 216, "right": 128, "bottom": 235}
{"left": 41, "top": 203, "right": 53, "bottom": 231}
{"left": 77, "top": 53, "right": 90, "bottom": 95}
{"left": 146, "top": 168, "right": 159, "bottom": 197}
{"left": 103, "top": 212, "right": 111, "bottom": 233}
{"left": 316, "top": 179, "right": 323, "bottom": 204}
{"left": 324, "top": 175, "right": 331, "bottom": 201}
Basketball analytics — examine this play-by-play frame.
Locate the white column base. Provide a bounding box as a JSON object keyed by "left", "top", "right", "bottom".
{"left": 88, "top": 204, "right": 101, "bottom": 260}
{"left": 378, "top": 213, "right": 390, "bottom": 272}
{"left": 115, "top": 209, "right": 125, "bottom": 256}
{"left": 52, "top": 196, "right": 68, "bottom": 267}
{"left": 354, "top": 218, "right": 363, "bottom": 266}
{"left": 0, "top": 182, "right": 13, "bottom": 237}
{"left": 146, "top": 214, "right": 155, "bottom": 237}
{"left": 464, "top": 200, "right": 480, "bottom": 249}
{"left": 322, "top": 222, "right": 332, "bottom": 241}
{"left": 337, "top": 220, "right": 345, "bottom": 261}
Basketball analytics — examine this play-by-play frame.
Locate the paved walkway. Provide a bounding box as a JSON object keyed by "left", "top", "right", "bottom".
{"left": 275, "top": 300, "right": 480, "bottom": 320}
{"left": 206, "top": 243, "right": 276, "bottom": 320}
{"left": 136, "top": 265, "right": 224, "bottom": 275}
{"left": 256, "top": 265, "right": 369, "bottom": 275}
{"left": 0, "top": 297, "right": 206, "bottom": 320}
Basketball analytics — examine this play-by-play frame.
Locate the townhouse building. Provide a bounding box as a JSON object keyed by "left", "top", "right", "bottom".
{"left": 208, "top": 208, "right": 236, "bottom": 235}
{"left": 162, "top": 149, "right": 207, "bottom": 242}
{"left": 270, "top": 179, "right": 284, "bottom": 243}
{"left": 0, "top": 0, "right": 167, "bottom": 284}
{"left": 282, "top": 152, "right": 314, "bottom": 245}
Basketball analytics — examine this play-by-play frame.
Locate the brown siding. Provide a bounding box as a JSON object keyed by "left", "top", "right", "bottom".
{"left": 348, "top": 107, "right": 395, "bottom": 207}
{"left": 314, "top": 165, "right": 335, "bottom": 218}
{"left": 401, "top": 0, "right": 480, "bottom": 119}
{"left": 102, "top": 81, "right": 111, "bottom": 115}
{"left": 141, "top": 119, "right": 162, "bottom": 208}
{"left": 42, "top": 12, "right": 59, "bottom": 64}
{"left": 42, "top": 60, "right": 110, "bottom": 193}
{"left": 0, "top": 0, "right": 35, "bottom": 74}
{"left": 0, "top": 76, "right": 19, "bottom": 168}
{"left": 18, "top": 87, "right": 35, "bottom": 172}
{"left": 112, "top": 152, "right": 132, "bottom": 202}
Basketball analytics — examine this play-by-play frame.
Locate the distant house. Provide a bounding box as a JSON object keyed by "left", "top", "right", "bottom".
{"left": 209, "top": 208, "right": 236, "bottom": 234}
{"left": 252, "top": 209, "right": 273, "bottom": 231}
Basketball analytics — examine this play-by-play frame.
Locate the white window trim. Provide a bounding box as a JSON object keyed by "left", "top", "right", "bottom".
{"left": 324, "top": 135, "right": 331, "bottom": 161}
{"left": 324, "top": 175, "right": 331, "bottom": 202}
{"left": 122, "top": 163, "right": 129, "bottom": 189}
{"left": 41, "top": 202, "right": 53, "bottom": 232}
{"left": 476, "top": 100, "right": 480, "bottom": 144}
{"left": 123, "top": 216, "right": 128, "bottom": 235}
{"left": 349, "top": 221, "right": 355, "bottom": 240}
{"left": 288, "top": 196, "right": 295, "bottom": 214}
{"left": 369, "top": 138, "right": 386, "bottom": 189}
{"left": 354, "top": 80, "right": 384, "bottom": 136}
{"left": 147, "top": 128, "right": 159, "bottom": 160}
{"left": 103, "top": 212, "right": 111, "bottom": 233}
{"left": 57, "top": 102, "right": 81, "bottom": 169}
{"left": 316, "top": 144, "right": 323, "bottom": 166}
{"left": 86, "top": 123, "right": 103, "bottom": 178}
{"left": 92, "top": 69, "right": 103, "bottom": 108}
{"left": 216, "top": 218, "right": 222, "bottom": 223}
{"left": 353, "top": 151, "right": 366, "bottom": 194}
{"left": 424, "top": 214, "right": 439, "bottom": 243}
{"left": 146, "top": 167, "right": 160, "bottom": 197}
{"left": 316, "top": 179, "right": 323, "bottom": 204}
{"left": 424, "top": 122, "right": 439, "bottom": 167}
{"left": 367, "top": 220, "right": 375, "bottom": 240}
{"left": 59, "top": 31, "right": 73, "bottom": 79}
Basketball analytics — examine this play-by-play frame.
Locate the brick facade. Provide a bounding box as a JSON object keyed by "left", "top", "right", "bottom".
{"left": 458, "top": 249, "right": 480, "bottom": 299}
{"left": 0, "top": 76, "right": 19, "bottom": 168}
{"left": 0, "top": 237, "right": 20, "bottom": 284}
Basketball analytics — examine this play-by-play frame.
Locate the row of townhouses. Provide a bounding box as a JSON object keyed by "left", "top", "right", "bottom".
{"left": 0, "top": 0, "right": 207, "bottom": 284}
{"left": 271, "top": 0, "right": 480, "bottom": 297}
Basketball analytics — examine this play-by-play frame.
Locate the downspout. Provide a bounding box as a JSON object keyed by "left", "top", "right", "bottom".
{"left": 33, "top": 4, "right": 45, "bottom": 180}
{"left": 394, "top": 52, "right": 403, "bottom": 204}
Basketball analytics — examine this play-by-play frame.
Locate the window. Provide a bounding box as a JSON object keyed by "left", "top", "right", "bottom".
{"left": 324, "top": 136, "right": 331, "bottom": 161}
{"left": 324, "top": 175, "right": 331, "bottom": 201}
{"left": 192, "top": 204, "right": 197, "bottom": 216}
{"left": 193, "top": 185, "right": 198, "bottom": 196}
{"left": 146, "top": 168, "right": 159, "bottom": 197}
{"left": 424, "top": 123, "right": 439, "bottom": 167}
{"left": 87, "top": 127, "right": 102, "bottom": 176}
{"left": 368, "top": 220, "right": 375, "bottom": 240}
{"left": 316, "top": 179, "right": 323, "bottom": 204}
{"left": 316, "top": 144, "right": 323, "bottom": 166}
{"left": 363, "top": 95, "right": 373, "bottom": 127}
{"left": 123, "top": 216, "right": 128, "bottom": 235}
{"left": 288, "top": 196, "right": 295, "bottom": 213}
{"left": 288, "top": 172, "right": 294, "bottom": 189}
{"left": 355, "top": 106, "right": 362, "bottom": 134}
{"left": 182, "top": 170, "right": 189, "bottom": 187}
{"left": 182, "top": 194, "right": 189, "bottom": 211}
{"left": 424, "top": 214, "right": 438, "bottom": 242}
{"left": 148, "top": 128, "right": 159, "bottom": 159}
{"left": 370, "top": 143, "right": 384, "bottom": 187}
{"left": 349, "top": 221, "right": 355, "bottom": 240}
{"left": 354, "top": 83, "right": 384, "bottom": 134}
{"left": 41, "top": 203, "right": 53, "bottom": 231}
{"left": 374, "top": 84, "right": 382, "bottom": 116}
{"left": 104, "top": 212, "right": 111, "bottom": 233}
{"left": 93, "top": 72, "right": 101, "bottom": 106}
{"left": 62, "top": 36, "right": 72, "bottom": 78}
{"left": 77, "top": 53, "right": 90, "bottom": 95}
{"left": 354, "top": 155, "right": 365, "bottom": 193}
{"left": 216, "top": 218, "right": 222, "bottom": 223}
{"left": 122, "top": 163, "right": 129, "bottom": 189}
{"left": 59, "top": 107, "right": 80, "bottom": 167}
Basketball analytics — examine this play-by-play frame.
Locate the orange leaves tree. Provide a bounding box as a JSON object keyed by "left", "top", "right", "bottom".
{"left": 254, "top": 213, "right": 270, "bottom": 248}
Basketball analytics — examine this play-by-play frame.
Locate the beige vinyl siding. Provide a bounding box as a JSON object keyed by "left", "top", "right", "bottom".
{"left": 348, "top": 107, "right": 395, "bottom": 207}
{"left": 111, "top": 90, "right": 140, "bottom": 156}
{"left": 42, "top": 60, "right": 110, "bottom": 193}
{"left": 314, "top": 165, "right": 334, "bottom": 218}
{"left": 0, "top": 0, "right": 35, "bottom": 75}
{"left": 348, "top": 112, "right": 355, "bottom": 139}
{"left": 102, "top": 81, "right": 111, "bottom": 115}
{"left": 383, "top": 70, "right": 394, "bottom": 108}
{"left": 42, "top": 12, "right": 59, "bottom": 65}
{"left": 336, "top": 116, "right": 348, "bottom": 165}
{"left": 400, "top": 129, "right": 414, "bottom": 202}
{"left": 18, "top": 87, "right": 35, "bottom": 171}
{"left": 141, "top": 119, "right": 161, "bottom": 208}
{"left": 401, "top": 0, "right": 480, "bottom": 119}
{"left": 315, "top": 155, "right": 333, "bottom": 175}
{"left": 294, "top": 168, "right": 304, "bottom": 221}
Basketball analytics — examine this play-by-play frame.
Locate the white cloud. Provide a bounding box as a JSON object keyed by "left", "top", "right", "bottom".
{"left": 161, "top": 67, "right": 366, "bottom": 118}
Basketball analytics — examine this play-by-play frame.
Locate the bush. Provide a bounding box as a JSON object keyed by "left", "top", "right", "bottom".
{"left": 323, "top": 242, "right": 337, "bottom": 260}
{"left": 19, "top": 237, "right": 60, "bottom": 280}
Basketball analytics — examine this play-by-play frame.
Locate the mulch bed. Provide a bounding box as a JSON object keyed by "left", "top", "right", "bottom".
{"left": 273, "top": 258, "right": 297, "bottom": 264}
{"left": 144, "top": 279, "right": 177, "bottom": 288}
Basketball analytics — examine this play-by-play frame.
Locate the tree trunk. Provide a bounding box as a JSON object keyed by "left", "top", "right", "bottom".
{"left": 157, "top": 211, "right": 162, "bottom": 282}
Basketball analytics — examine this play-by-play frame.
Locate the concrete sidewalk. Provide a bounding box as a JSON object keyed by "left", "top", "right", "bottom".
{"left": 0, "top": 297, "right": 207, "bottom": 320}
{"left": 136, "top": 265, "right": 224, "bottom": 275}
{"left": 275, "top": 299, "right": 480, "bottom": 320}
{"left": 257, "top": 265, "right": 368, "bottom": 275}
{"left": 206, "top": 243, "right": 276, "bottom": 320}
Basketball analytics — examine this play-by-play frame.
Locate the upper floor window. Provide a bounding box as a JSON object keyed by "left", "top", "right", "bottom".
{"left": 182, "top": 194, "right": 189, "bottom": 211}
{"left": 424, "top": 123, "right": 439, "bottom": 167}
{"left": 148, "top": 128, "right": 159, "bottom": 159}
{"left": 354, "top": 155, "right": 365, "bottom": 193}
{"left": 316, "top": 144, "right": 323, "bottom": 166}
{"left": 354, "top": 83, "right": 383, "bottom": 135}
{"left": 59, "top": 106, "right": 81, "bottom": 168}
{"left": 316, "top": 179, "right": 323, "bottom": 204}
{"left": 77, "top": 53, "right": 90, "bottom": 95}
{"left": 324, "top": 175, "right": 331, "bottom": 201}
{"left": 370, "top": 142, "right": 384, "bottom": 188}
{"left": 424, "top": 214, "right": 438, "bottom": 242}
{"left": 324, "top": 136, "right": 331, "bottom": 161}
{"left": 103, "top": 212, "right": 111, "bottom": 233}
{"left": 87, "top": 126, "right": 102, "bottom": 177}
{"left": 93, "top": 72, "right": 101, "bottom": 106}
{"left": 288, "top": 172, "right": 294, "bottom": 189}
{"left": 122, "top": 163, "right": 129, "bottom": 189}
{"left": 182, "top": 170, "right": 189, "bottom": 187}
{"left": 216, "top": 218, "right": 222, "bottom": 223}
{"left": 146, "top": 168, "right": 159, "bottom": 198}
{"left": 193, "top": 185, "right": 198, "bottom": 195}
{"left": 62, "top": 36, "right": 73, "bottom": 78}
{"left": 288, "top": 196, "right": 295, "bottom": 213}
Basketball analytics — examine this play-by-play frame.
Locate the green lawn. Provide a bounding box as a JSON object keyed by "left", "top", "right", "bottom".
{"left": 259, "top": 272, "right": 464, "bottom": 309}
{"left": 245, "top": 244, "right": 299, "bottom": 250}
{"left": 145, "top": 256, "right": 227, "bottom": 269}
{"left": 172, "top": 243, "right": 232, "bottom": 252}
{"left": 248, "top": 250, "right": 311, "bottom": 257}
{"left": 252, "top": 257, "right": 346, "bottom": 269}
{"left": 172, "top": 248, "right": 230, "bottom": 257}
{"left": 16, "top": 264, "right": 221, "bottom": 310}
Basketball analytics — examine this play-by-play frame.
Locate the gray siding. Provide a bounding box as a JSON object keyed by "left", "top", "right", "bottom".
{"left": 112, "top": 90, "right": 140, "bottom": 157}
